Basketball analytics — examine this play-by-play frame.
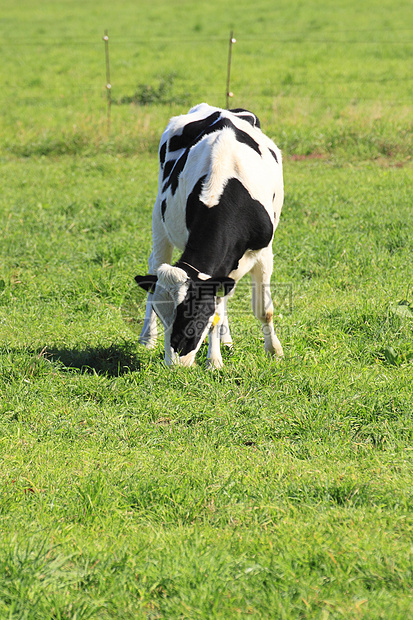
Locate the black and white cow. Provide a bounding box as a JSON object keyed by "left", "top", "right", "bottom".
{"left": 135, "top": 103, "right": 284, "bottom": 368}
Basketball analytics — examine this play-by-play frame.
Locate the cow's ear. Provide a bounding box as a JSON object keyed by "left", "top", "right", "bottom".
{"left": 134, "top": 274, "right": 158, "bottom": 293}
{"left": 201, "top": 277, "right": 235, "bottom": 297}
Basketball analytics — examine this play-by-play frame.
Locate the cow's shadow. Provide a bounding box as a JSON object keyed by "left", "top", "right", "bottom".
{"left": 44, "top": 342, "right": 144, "bottom": 377}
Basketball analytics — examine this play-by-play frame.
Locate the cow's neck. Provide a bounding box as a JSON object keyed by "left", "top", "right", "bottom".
{"left": 177, "top": 238, "right": 239, "bottom": 280}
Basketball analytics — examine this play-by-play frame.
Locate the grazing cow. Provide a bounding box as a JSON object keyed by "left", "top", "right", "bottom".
{"left": 135, "top": 103, "right": 284, "bottom": 368}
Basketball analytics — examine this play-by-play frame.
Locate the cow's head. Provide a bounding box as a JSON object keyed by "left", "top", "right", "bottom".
{"left": 135, "top": 264, "right": 235, "bottom": 366}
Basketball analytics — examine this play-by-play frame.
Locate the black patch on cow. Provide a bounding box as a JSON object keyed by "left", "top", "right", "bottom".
{"left": 269, "top": 148, "right": 278, "bottom": 164}
{"left": 185, "top": 175, "right": 207, "bottom": 231}
{"left": 169, "top": 110, "right": 262, "bottom": 154}
{"left": 229, "top": 108, "right": 261, "bottom": 129}
{"left": 182, "top": 177, "right": 273, "bottom": 277}
{"left": 159, "top": 141, "right": 167, "bottom": 167}
{"left": 226, "top": 120, "right": 261, "bottom": 156}
{"left": 161, "top": 199, "right": 167, "bottom": 221}
{"left": 168, "top": 111, "right": 221, "bottom": 152}
{"left": 162, "top": 149, "right": 190, "bottom": 195}
{"left": 162, "top": 112, "right": 261, "bottom": 194}
{"left": 162, "top": 158, "right": 176, "bottom": 182}
{"left": 162, "top": 117, "right": 262, "bottom": 197}
{"left": 193, "top": 117, "right": 261, "bottom": 157}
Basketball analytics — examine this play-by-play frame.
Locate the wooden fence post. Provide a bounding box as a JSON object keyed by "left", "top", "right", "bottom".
{"left": 103, "top": 30, "right": 111, "bottom": 132}
{"left": 226, "top": 31, "right": 236, "bottom": 108}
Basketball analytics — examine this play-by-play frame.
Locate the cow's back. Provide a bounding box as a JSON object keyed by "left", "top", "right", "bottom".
{"left": 157, "top": 104, "right": 283, "bottom": 256}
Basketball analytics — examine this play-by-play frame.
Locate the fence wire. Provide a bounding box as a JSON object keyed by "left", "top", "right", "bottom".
{"left": 1, "top": 31, "right": 412, "bottom": 108}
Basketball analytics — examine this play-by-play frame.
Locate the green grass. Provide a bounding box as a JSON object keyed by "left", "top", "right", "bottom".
{"left": 1, "top": 156, "right": 412, "bottom": 618}
{"left": 1, "top": 0, "right": 413, "bottom": 618}
{"left": 1, "top": 0, "right": 412, "bottom": 160}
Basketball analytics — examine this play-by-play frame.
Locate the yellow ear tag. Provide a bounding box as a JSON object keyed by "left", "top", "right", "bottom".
{"left": 212, "top": 313, "right": 220, "bottom": 328}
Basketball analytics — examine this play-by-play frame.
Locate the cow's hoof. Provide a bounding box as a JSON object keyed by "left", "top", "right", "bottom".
{"left": 139, "top": 337, "right": 157, "bottom": 349}
{"left": 206, "top": 357, "right": 224, "bottom": 370}
{"left": 266, "top": 347, "right": 284, "bottom": 359}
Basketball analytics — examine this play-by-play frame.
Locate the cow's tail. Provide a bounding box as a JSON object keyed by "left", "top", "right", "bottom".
{"left": 200, "top": 127, "right": 238, "bottom": 208}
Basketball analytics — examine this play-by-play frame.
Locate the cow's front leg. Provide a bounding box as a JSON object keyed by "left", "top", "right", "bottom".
{"left": 250, "top": 249, "right": 284, "bottom": 358}
{"left": 219, "top": 296, "right": 233, "bottom": 347}
{"left": 206, "top": 324, "right": 223, "bottom": 369}
{"left": 206, "top": 297, "right": 226, "bottom": 369}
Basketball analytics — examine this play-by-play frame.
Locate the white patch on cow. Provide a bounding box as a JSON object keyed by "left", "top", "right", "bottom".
{"left": 187, "top": 103, "right": 213, "bottom": 116}
{"left": 196, "top": 124, "right": 281, "bottom": 221}
{"left": 200, "top": 128, "right": 237, "bottom": 207}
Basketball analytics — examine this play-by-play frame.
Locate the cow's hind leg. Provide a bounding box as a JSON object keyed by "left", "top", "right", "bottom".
{"left": 139, "top": 292, "right": 158, "bottom": 348}
{"left": 250, "top": 248, "right": 284, "bottom": 358}
{"left": 139, "top": 202, "right": 173, "bottom": 348}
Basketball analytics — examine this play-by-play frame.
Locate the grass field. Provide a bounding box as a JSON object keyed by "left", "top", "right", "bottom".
{"left": 1, "top": 0, "right": 413, "bottom": 618}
